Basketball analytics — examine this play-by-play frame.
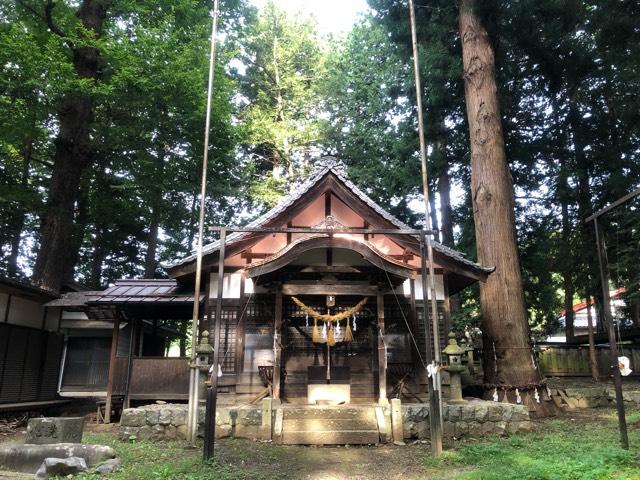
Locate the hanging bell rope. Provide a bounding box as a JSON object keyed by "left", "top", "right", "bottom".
{"left": 292, "top": 296, "right": 368, "bottom": 322}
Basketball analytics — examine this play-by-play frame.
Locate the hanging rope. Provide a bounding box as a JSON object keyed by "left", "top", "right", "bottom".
{"left": 291, "top": 296, "right": 367, "bottom": 322}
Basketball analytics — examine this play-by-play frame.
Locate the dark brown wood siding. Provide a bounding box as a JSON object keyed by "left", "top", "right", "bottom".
{"left": 0, "top": 323, "right": 63, "bottom": 404}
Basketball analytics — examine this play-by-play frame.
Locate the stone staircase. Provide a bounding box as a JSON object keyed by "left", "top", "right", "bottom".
{"left": 276, "top": 405, "right": 380, "bottom": 445}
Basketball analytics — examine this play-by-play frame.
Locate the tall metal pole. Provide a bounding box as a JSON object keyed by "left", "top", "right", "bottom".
{"left": 409, "top": 0, "right": 443, "bottom": 456}
{"left": 593, "top": 218, "right": 628, "bottom": 449}
{"left": 188, "top": 0, "right": 220, "bottom": 445}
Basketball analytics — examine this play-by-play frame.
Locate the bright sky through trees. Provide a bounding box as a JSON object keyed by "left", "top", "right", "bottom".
{"left": 249, "top": 0, "right": 369, "bottom": 35}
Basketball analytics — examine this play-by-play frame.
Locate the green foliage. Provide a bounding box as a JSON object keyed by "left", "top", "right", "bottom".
{"left": 423, "top": 410, "right": 640, "bottom": 480}
{"left": 236, "top": 1, "right": 326, "bottom": 208}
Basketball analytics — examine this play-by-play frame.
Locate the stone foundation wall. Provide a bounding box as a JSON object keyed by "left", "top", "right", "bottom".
{"left": 120, "top": 400, "right": 532, "bottom": 442}
{"left": 119, "top": 404, "right": 262, "bottom": 441}
{"left": 402, "top": 400, "right": 532, "bottom": 440}
{"left": 552, "top": 386, "right": 640, "bottom": 409}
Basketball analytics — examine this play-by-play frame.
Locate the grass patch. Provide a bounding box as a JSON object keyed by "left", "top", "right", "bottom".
{"left": 70, "top": 408, "right": 640, "bottom": 479}
{"left": 76, "top": 434, "right": 281, "bottom": 480}
{"left": 424, "top": 410, "right": 640, "bottom": 480}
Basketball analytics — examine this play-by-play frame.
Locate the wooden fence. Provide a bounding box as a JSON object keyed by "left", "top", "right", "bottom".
{"left": 113, "top": 357, "right": 190, "bottom": 400}
{"left": 538, "top": 344, "right": 640, "bottom": 377}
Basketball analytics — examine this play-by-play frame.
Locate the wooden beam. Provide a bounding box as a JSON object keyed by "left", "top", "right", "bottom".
{"left": 377, "top": 292, "right": 386, "bottom": 402}
{"left": 245, "top": 236, "right": 415, "bottom": 279}
{"left": 105, "top": 315, "right": 121, "bottom": 424}
{"left": 273, "top": 287, "right": 283, "bottom": 400}
{"left": 282, "top": 284, "right": 383, "bottom": 296}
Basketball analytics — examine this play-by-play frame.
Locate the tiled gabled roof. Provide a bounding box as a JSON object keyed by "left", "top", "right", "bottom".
{"left": 164, "top": 156, "right": 493, "bottom": 276}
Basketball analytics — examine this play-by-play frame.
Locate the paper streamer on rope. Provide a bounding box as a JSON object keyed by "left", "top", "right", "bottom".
{"left": 534, "top": 388, "right": 540, "bottom": 403}
{"left": 515, "top": 388, "right": 522, "bottom": 404}
{"left": 492, "top": 388, "right": 499, "bottom": 402}
{"left": 312, "top": 318, "right": 319, "bottom": 343}
{"left": 353, "top": 315, "right": 357, "bottom": 332}
{"left": 322, "top": 322, "right": 327, "bottom": 339}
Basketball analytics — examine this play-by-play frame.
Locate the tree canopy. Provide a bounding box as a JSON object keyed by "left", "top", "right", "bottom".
{"left": 1, "top": 0, "right": 639, "bottom": 339}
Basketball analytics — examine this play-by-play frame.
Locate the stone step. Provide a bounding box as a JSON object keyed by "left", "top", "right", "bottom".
{"left": 282, "top": 406, "right": 377, "bottom": 421}
{"left": 283, "top": 418, "right": 377, "bottom": 432}
{"left": 282, "top": 430, "right": 379, "bottom": 445}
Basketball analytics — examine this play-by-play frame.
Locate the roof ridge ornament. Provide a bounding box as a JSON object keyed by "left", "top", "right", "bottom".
{"left": 317, "top": 156, "right": 347, "bottom": 175}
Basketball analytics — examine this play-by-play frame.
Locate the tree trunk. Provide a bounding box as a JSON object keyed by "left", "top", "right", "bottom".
{"left": 144, "top": 202, "right": 160, "bottom": 278}
{"left": 438, "top": 162, "right": 454, "bottom": 248}
{"left": 569, "top": 95, "right": 603, "bottom": 331}
{"left": 458, "top": 0, "right": 542, "bottom": 393}
{"left": 32, "top": 0, "right": 109, "bottom": 292}
{"left": 558, "top": 157, "right": 575, "bottom": 341}
{"left": 89, "top": 225, "right": 105, "bottom": 288}
{"left": 8, "top": 139, "right": 32, "bottom": 277}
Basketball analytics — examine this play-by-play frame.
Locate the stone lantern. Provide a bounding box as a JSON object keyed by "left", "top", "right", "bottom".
{"left": 443, "top": 332, "right": 467, "bottom": 404}
{"left": 194, "top": 330, "right": 214, "bottom": 400}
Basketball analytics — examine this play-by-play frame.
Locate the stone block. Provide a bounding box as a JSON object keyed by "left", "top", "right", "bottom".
{"left": 0, "top": 444, "right": 115, "bottom": 474}
{"left": 215, "top": 407, "right": 231, "bottom": 426}
{"left": 95, "top": 458, "right": 121, "bottom": 475}
{"left": 158, "top": 409, "right": 172, "bottom": 425}
{"left": 516, "top": 421, "right": 533, "bottom": 433}
{"left": 118, "top": 427, "right": 139, "bottom": 441}
{"left": 506, "top": 422, "right": 520, "bottom": 435}
{"left": 237, "top": 408, "right": 261, "bottom": 426}
{"left": 121, "top": 409, "right": 146, "bottom": 427}
{"left": 461, "top": 405, "right": 476, "bottom": 422}
{"left": 172, "top": 409, "right": 187, "bottom": 426}
{"left": 176, "top": 425, "right": 188, "bottom": 439}
{"left": 468, "top": 422, "right": 483, "bottom": 438}
{"left": 510, "top": 407, "right": 529, "bottom": 422}
{"left": 481, "top": 422, "right": 494, "bottom": 435}
{"left": 35, "top": 456, "right": 87, "bottom": 479}
{"left": 446, "top": 405, "right": 462, "bottom": 421}
{"left": 502, "top": 406, "right": 515, "bottom": 421}
{"left": 137, "top": 426, "right": 153, "bottom": 440}
{"left": 234, "top": 424, "right": 258, "bottom": 440}
{"left": 215, "top": 424, "right": 233, "bottom": 439}
{"left": 454, "top": 421, "right": 468, "bottom": 437}
{"left": 26, "top": 418, "right": 84, "bottom": 445}
{"left": 474, "top": 404, "right": 489, "bottom": 422}
{"left": 164, "top": 425, "right": 178, "bottom": 440}
{"left": 487, "top": 405, "right": 503, "bottom": 422}
{"left": 416, "top": 421, "right": 429, "bottom": 439}
{"left": 390, "top": 399, "right": 404, "bottom": 443}
{"left": 494, "top": 421, "right": 507, "bottom": 435}
{"left": 145, "top": 410, "right": 160, "bottom": 426}
{"left": 443, "top": 421, "right": 455, "bottom": 437}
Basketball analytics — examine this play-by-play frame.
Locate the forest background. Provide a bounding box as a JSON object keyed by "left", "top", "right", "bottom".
{"left": 1, "top": 0, "right": 639, "bottom": 339}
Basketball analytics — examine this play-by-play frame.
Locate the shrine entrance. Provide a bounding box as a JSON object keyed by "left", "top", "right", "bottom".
{"left": 281, "top": 294, "right": 378, "bottom": 404}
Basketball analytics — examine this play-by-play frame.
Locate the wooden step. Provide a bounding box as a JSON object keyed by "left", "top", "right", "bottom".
{"left": 282, "top": 430, "right": 379, "bottom": 445}
{"left": 283, "top": 406, "right": 377, "bottom": 421}
{"left": 284, "top": 418, "right": 377, "bottom": 432}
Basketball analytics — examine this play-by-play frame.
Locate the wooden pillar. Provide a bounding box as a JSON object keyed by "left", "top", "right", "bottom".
{"left": 273, "top": 287, "right": 283, "bottom": 400}
{"left": 105, "top": 314, "right": 121, "bottom": 424}
{"left": 377, "top": 292, "right": 386, "bottom": 403}
{"left": 123, "top": 318, "right": 136, "bottom": 409}
{"left": 442, "top": 274, "right": 452, "bottom": 337}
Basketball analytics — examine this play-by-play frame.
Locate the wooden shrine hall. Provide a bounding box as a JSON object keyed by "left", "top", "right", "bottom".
{"left": 53, "top": 157, "right": 493, "bottom": 409}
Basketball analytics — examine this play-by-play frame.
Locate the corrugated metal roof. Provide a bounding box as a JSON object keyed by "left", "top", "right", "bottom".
{"left": 164, "top": 156, "right": 493, "bottom": 275}
{"left": 46, "top": 279, "right": 204, "bottom": 307}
